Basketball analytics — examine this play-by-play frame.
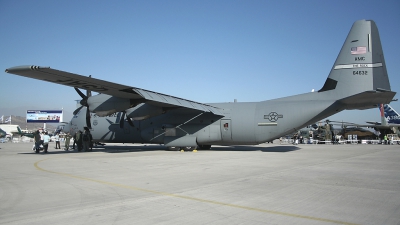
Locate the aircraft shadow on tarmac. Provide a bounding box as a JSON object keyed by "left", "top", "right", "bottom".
{"left": 19, "top": 144, "right": 300, "bottom": 154}
{"left": 207, "top": 145, "right": 300, "bottom": 152}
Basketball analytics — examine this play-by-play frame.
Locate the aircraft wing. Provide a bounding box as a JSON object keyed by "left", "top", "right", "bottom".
{"left": 328, "top": 120, "right": 400, "bottom": 129}
{"left": 365, "top": 121, "right": 381, "bottom": 125}
{"left": 351, "top": 123, "right": 400, "bottom": 129}
{"left": 5, "top": 65, "right": 223, "bottom": 116}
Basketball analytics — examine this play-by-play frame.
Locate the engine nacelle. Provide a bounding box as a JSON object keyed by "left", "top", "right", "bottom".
{"left": 87, "top": 94, "right": 134, "bottom": 117}
{"left": 126, "top": 103, "right": 164, "bottom": 120}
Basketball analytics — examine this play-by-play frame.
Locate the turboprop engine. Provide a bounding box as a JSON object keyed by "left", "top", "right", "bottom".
{"left": 74, "top": 89, "right": 137, "bottom": 129}
{"left": 87, "top": 94, "right": 136, "bottom": 116}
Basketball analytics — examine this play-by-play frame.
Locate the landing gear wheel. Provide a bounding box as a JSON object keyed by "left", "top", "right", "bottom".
{"left": 181, "top": 147, "right": 195, "bottom": 151}
{"left": 167, "top": 146, "right": 180, "bottom": 151}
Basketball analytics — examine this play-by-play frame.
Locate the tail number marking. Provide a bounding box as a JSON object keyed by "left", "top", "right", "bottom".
{"left": 353, "top": 71, "right": 367, "bottom": 75}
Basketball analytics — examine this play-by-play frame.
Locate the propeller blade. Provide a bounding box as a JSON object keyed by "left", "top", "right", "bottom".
{"left": 75, "top": 87, "right": 86, "bottom": 99}
{"left": 86, "top": 107, "right": 91, "bottom": 129}
{"left": 74, "top": 87, "right": 92, "bottom": 128}
{"left": 119, "top": 111, "right": 126, "bottom": 128}
{"left": 73, "top": 105, "right": 84, "bottom": 115}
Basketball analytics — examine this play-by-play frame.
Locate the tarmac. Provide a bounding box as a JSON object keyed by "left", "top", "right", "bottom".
{"left": 0, "top": 141, "right": 399, "bottom": 225}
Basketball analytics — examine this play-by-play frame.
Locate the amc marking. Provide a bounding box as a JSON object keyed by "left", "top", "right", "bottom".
{"left": 264, "top": 112, "right": 283, "bottom": 122}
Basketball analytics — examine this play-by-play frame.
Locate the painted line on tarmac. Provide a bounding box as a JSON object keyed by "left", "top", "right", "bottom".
{"left": 34, "top": 157, "right": 359, "bottom": 225}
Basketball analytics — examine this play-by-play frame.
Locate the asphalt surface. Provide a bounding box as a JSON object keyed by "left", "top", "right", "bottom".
{"left": 0, "top": 141, "right": 399, "bottom": 225}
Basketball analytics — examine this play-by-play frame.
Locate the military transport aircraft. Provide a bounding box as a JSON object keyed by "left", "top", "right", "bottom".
{"left": 5, "top": 20, "right": 397, "bottom": 150}
{"left": 350, "top": 104, "right": 400, "bottom": 137}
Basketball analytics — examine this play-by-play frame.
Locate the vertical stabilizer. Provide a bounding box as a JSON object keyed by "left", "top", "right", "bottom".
{"left": 382, "top": 104, "right": 400, "bottom": 124}
{"left": 379, "top": 104, "right": 388, "bottom": 126}
{"left": 319, "top": 20, "right": 391, "bottom": 98}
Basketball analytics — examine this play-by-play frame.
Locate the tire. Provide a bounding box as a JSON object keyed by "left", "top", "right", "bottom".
{"left": 181, "top": 147, "right": 195, "bottom": 151}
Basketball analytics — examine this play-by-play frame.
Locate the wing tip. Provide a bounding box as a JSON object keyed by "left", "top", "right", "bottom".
{"left": 5, "top": 65, "right": 50, "bottom": 73}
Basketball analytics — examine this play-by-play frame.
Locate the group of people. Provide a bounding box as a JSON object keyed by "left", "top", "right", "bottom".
{"left": 33, "top": 127, "right": 93, "bottom": 153}
{"left": 33, "top": 130, "right": 51, "bottom": 153}
{"left": 66, "top": 127, "right": 93, "bottom": 152}
{"left": 279, "top": 135, "right": 305, "bottom": 145}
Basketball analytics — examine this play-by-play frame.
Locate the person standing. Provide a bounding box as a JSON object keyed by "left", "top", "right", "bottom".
{"left": 89, "top": 132, "right": 93, "bottom": 151}
{"left": 54, "top": 133, "right": 60, "bottom": 149}
{"left": 82, "top": 127, "right": 91, "bottom": 152}
{"left": 64, "top": 132, "right": 71, "bottom": 151}
{"left": 293, "top": 134, "right": 298, "bottom": 145}
{"left": 33, "top": 130, "right": 42, "bottom": 153}
{"left": 72, "top": 132, "right": 77, "bottom": 149}
{"left": 42, "top": 132, "right": 51, "bottom": 153}
{"left": 76, "top": 130, "right": 83, "bottom": 151}
{"left": 40, "top": 131, "right": 44, "bottom": 143}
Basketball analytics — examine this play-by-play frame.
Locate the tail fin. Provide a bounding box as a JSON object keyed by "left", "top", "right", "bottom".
{"left": 381, "top": 104, "right": 400, "bottom": 124}
{"left": 319, "top": 20, "right": 394, "bottom": 105}
{"left": 17, "top": 126, "right": 22, "bottom": 134}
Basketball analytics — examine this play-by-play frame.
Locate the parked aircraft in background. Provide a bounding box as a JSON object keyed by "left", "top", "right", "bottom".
{"left": 16, "top": 127, "right": 34, "bottom": 138}
{"left": 0, "top": 124, "right": 35, "bottom": 139}
{"left": 369, "top": 104, "right": 400, "bottom": 124}
{"left": 5, "top": 20, "right": 396, "bottom": 150}
{"left": 0, "top": 128, "right": 6, "bottom": 138}
{"left": 360, "top": 104, "right": 400, "bottom": 137}
{"left": 381, "top": 104, "right": 400, "bottom": 124}
{"left": 327, "top": 103, "right": 400, "bottom": 140}
{"left": 317, "top": 121, "right": 377, "bottom": 141}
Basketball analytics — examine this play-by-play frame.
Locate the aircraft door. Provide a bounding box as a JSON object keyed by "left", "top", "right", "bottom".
{"left": 220, "top": 119, "right": 232, "bottom": 141}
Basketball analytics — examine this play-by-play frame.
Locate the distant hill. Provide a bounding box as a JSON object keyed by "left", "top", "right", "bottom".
{"left": 1, "top": 115, "right": 56, "bottom": 132}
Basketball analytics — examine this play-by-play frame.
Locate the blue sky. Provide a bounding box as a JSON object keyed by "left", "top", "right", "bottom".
{"left": 1, "top": 0, "right": 399, "bottom": 125}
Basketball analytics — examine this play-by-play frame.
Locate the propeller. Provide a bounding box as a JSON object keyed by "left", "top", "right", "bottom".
{"left": 73, "top": 87, "right": 92, "bottom": 129}
{"left": 119, "top": 111, "right": 134, "bottom": 128}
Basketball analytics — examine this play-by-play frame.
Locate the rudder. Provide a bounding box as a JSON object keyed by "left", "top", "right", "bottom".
{"left": 382, "top": 104, "right": 400, "bottom": 124}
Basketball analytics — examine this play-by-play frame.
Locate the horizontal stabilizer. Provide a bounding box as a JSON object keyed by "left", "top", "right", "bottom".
{"left": 337, "top": 90, "right": 396, "bottom": 110}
